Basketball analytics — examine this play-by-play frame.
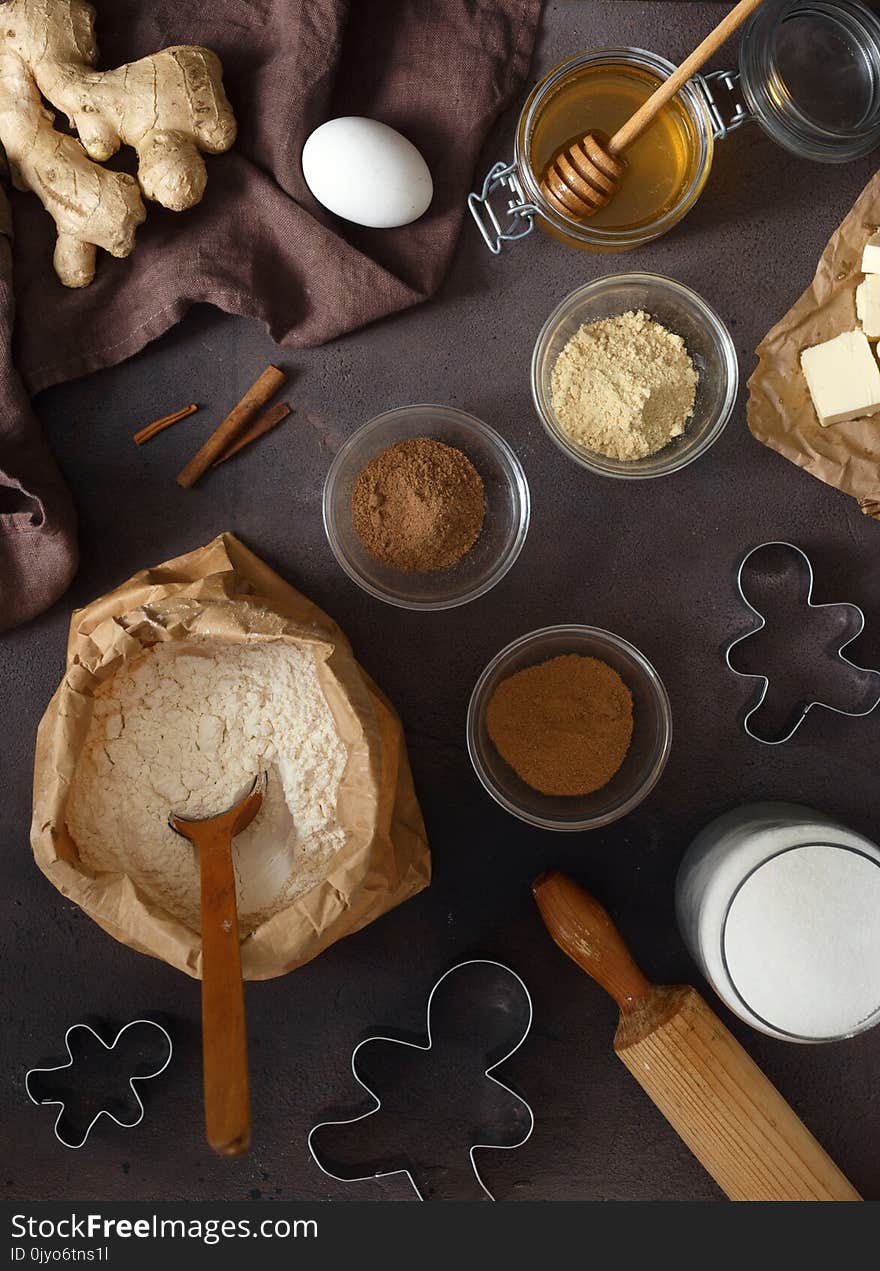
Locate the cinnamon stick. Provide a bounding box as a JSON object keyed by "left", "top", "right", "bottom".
{"left": 134, "top": 403, "right": 198, "bottom": 445}
{"left": 212, "top": 402, "right": 291, "bottom": 466}
{"left": 176, "top": 365, "right": 287, "bottom": 488}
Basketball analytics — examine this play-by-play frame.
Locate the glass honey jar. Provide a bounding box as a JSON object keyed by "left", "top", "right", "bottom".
{"left": 469, "top": 0, "right": 880, "bottom": 254}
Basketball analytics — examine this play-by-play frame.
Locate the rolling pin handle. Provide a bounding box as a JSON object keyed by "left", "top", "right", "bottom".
{"left": 533, "top": 871, "right": 653, "bottom": 1014}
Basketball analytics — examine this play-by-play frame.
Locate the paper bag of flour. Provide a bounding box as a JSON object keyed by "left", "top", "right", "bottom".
{"left": 748, "top": 170, "right": 880, "bottom": 519}
{"left": 31, "top": 533, "right": 430, "bottom": 980}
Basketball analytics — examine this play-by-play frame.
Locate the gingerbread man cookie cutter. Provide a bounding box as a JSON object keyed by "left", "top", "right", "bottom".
{"left": 307, "top": 959, "right": 534, "bottom": 1201}
{"left": 725, "top": 541, "right": 880, "bottom": 745}
{"left": 25, "top": 1018, "right": 173, "bottom": 1150}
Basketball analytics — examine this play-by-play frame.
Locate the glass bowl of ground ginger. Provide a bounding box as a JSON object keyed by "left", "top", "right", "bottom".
{"left": 323, "top": 405, "right": 530, "bottom": 610}
{"left": 467, "top": 625, "right": 672, "bottom": 830}
{"left": 531, "top": 273, "right": 738, "bottom": 479}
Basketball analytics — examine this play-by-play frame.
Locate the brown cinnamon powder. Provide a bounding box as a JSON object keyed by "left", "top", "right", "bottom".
{"left": 486, "top": 654, "right": 633, "bottom": 796}
{"left": 352, "top": 437, "right": 485, "bottom": 572}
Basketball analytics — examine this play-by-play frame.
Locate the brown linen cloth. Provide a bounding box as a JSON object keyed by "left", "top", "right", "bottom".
{"left": 0, "top": 0, "right": 542, "bottom": 632}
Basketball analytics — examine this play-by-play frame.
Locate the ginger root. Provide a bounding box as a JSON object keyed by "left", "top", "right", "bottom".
{"left": 0, "top": 0, "right": 236, "bottom": 286}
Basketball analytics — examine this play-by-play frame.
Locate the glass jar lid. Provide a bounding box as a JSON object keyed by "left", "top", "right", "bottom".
{"left": 739, "top": 0, "right": 880, "bottom": 161}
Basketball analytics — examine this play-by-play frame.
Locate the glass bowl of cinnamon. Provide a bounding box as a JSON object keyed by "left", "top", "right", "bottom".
{"left": 467, "top": 625, "right": 672, "bottom": 830}
{"left": 323, "top": 405, "right": 530, "bottom": 610}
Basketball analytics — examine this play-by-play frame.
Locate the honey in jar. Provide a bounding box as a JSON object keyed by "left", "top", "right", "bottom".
{"left": 529, "top": 60, "right": 703, "bottom": 235}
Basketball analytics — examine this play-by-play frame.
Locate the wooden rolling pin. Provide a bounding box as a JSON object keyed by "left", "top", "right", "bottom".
{"left": 533, "top": 871, "right": 861, "bottom": 1201}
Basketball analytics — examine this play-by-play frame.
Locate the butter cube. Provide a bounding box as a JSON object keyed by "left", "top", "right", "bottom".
{"left": 800, "top": 330, "right": 880, "bottom": 426}
{"left": 857, "top": 274, "right": 880, "bottom": 338}
{"left": 862, "top": 230, "right": 880, "bottom": 273}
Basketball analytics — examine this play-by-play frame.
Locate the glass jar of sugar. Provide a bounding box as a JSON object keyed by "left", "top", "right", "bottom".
{"left": 676, "top": 802, "right": 880, "bottom": 1043}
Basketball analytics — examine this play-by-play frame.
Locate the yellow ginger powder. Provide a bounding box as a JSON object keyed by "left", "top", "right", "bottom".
{"left": 550, "top": 309, "right": 698, "bottom": 461}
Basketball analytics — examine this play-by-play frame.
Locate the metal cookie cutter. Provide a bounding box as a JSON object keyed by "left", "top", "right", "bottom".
{"left": 726, "top": 541, "right": 880, "bottom": 745}
{"left": 25, "top": 1019, "right": 173, "bottom": 1149}
{"left": 308, "top": 959, "right": 534, "bottom": 1201}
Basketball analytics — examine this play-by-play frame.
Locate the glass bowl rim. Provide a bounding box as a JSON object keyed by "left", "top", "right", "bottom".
{"left": 322, "top": 404, "right": 531, "bottom": 611}
{"left": 530, "top": 272, "right": 740, "bottom": 480}
{"left": 466, "top": 622, "right": 673, "bottom": 830}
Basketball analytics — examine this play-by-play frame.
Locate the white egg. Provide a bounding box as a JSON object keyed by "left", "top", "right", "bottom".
{"left": 301, "top": 117, "right": 433, "bottom": 229}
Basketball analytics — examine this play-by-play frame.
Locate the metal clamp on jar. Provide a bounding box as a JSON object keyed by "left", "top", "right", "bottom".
{"left": 469, "top": 0, "right": 880, "bottom": 255}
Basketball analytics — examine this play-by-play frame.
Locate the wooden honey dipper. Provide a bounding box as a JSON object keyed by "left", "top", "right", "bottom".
{"left": 540, "top": 0, "right": 765, "bottom": 219}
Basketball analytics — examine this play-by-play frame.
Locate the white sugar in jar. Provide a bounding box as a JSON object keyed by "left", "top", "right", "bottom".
{"left": 676, "top": 803, "right": 880, "bottom": 1042}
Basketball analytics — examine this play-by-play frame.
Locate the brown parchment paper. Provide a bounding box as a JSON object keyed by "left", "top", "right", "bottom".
{"left": 748, "top": 171, "right": 880, "bottom": 520}
{"left": 30, "top": 533, "right": 430, "bottom": 981}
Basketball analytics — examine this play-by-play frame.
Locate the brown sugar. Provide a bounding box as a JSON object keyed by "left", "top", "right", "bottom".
{"left": 486, "top": 654, "right": 633, "bottom": 796}
{"left": 351, "top": 437, "right": 485, "bottom": 572}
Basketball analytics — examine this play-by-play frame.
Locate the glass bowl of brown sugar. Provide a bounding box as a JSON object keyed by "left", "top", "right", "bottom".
{"left": 467, "top": 625, "right": 672, "bottom": 830}
{"left": 323, "top": 405, "right": 530, "bottom": 610}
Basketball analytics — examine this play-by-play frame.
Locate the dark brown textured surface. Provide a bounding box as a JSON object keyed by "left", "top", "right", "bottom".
{"left": 3, "top": 1, "right": 880, "bottom": 1202}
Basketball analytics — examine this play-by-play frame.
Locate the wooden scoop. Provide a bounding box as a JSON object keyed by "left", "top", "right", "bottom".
{"left": 540, "top": 0, "right": 765, "bottom": 219}
{"left": 170, "top": 773, "right": 266, "bottom": 1157}
{"left": 533, "top": 871, "right": 861, "bottom": 1201}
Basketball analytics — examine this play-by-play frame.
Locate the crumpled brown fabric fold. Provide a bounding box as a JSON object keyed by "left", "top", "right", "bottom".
{"left": 0, "top": 224, "right": 78, "bottom": 630}
{"left": 0, "top": 0, "right": 542, "bottom": 632}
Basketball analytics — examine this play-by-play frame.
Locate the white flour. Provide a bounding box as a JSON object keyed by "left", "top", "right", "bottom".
{"left": 66, "top": 638, "right": 347, "bottom": 934}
